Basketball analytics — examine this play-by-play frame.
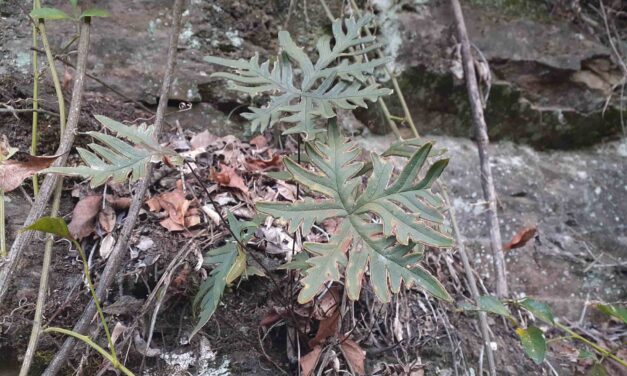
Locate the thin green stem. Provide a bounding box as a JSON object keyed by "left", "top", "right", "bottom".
{"left": 555, "top": 322, "right": 627, "bottom": 367}
{"left": 19, "top": 180, "right": 62, "bottom": 376}
{"left": 43, "top": 327, "right": 135, "bottom": 376}
{"left": 71, "top": 239, "right": 117, "bottom": 364}
{"left": 34, "top": 0, "right": 66, "bottom": 133}
{"left": 31, "top": 3, "right": 40, "bottom": 194}
{"left": 0, "top": 190, "right": 5, "bottom": 258}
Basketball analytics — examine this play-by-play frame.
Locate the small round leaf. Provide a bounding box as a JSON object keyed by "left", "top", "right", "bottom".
{"left": 516, "top": 326, "right": 546, "bottom": 364}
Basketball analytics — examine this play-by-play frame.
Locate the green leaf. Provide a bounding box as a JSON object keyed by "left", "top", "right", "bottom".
{"left": 382, "top": 138, "right": 447, "bottom": 159}
{"left": 205, "top": 15, "right": 391, "bottom": 139}
{"left": 516, "top": 326, "right": 546, "bottom": 364}
{"left": 191, "top": 214, "right": 258, "bottom": 338}
{"left": 70, "top": 0, "right": 78, "bottom": 9}
{"left": 31, "top": 8, "right": 72, "bottom": 20}
{"left": 258, "top": 121, "right": 451, "bottom": 303}
{"left": 519, "top": 298, "right": 554, "bottom": 325}
{"left": 22, "top": 217, "right": 73, "bottom": 241}
{"left": 79, "top": 8, "right": 111, "bottom": 18}
{"left": 477, "top": 295, "right": 511, "bottom": 318}
{"left": 42, "top": 115, "right": 179, "bottom": 188}
{"left": 596, "top": 304, "right": 627, "bottom": 324}
{"left": 278, "top": 251, "right": 310, "bottom": 271}
{"left": 578, "top": 348, "right": 596, "bottom": 360}
{"left": 587, "top": 363, "right": 608, "bottom": 376}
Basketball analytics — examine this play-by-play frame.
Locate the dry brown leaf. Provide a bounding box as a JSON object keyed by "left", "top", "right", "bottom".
{"left": 504, "top": 226, "right": 537, "bottom": 250}
{"left": 300, "top": 346, "right": 323, "bottom": 376}
{"left": 210, "top": 164, "right": 249, "bottom": 194}
{"left": 145, "top": 196, "right": 161, "bottom": 212}
{"left": 339, "top": 338, "right": 366, "bottom": 376}
{"left": 0, "top": 155, "right": 59, "bottom": 192}
{"left": 99, "top": 234, "right": 116, "bottom": 259}
{"left": 68, "top": 195, "right": 103, "bottom": 239}
{"left": 190, "top": 130, "right": 218, "bottom": 150}
{"left": 249, "top": 134, "right": 268, "bottom": 149}
{"left": 98, "top": 205, "right": 116, "bottom": 233}
{"left": 148, "top": 180, "right": 201, "bottom": 232}
{"left": 106, "top": 195, "right": 131, "bottom": 210}
{"left": 245, "top": 154, "right": 282, "bottom": 172}
{"left": 276, "top": 181, "right": 296, "bottom": 201}
{"left": 313, "top": 287, "right": 340, "bottom": 320}
{"left": 309, "top": 310, "right": 340, "bottom": 348}
{"left": 0, "top": 135, "right": 18, "bottom": 160}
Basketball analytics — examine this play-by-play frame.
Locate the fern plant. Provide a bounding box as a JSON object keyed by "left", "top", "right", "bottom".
{"left": 191, "top": 213, "right": 262, "bottom": 338}
{"left": 204, "top": 15, "right": 392, "bottom": 140}
{"left": 258, "top": 121, "right": 453, "bottom": 303}
{"left": 44, "top": 115, "right": 181, "bottom": 187}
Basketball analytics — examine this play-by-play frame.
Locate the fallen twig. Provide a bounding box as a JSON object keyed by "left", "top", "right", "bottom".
{"left": 449, "top": 0, "right": 508, "bottom": 298}
{"left": 41, "top": 1, "right": 185, "bottom": 374}
{"left": 19, "top": 15, "right": 92, "bottom": 376}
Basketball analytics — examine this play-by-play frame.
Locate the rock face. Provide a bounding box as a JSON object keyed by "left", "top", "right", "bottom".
{"left": 366, "top": 1, "right": 625, "bottom": 149}
{"left": 2, "top": 1, "right": 622, "bottom": 148}
{"left": 358, "top": 134, "right": 627, "bottom": 318}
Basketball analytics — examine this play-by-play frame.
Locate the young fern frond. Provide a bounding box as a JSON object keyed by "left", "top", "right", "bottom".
{"left": 205, "top": 14, "right": 392, "bottom": 140}
{"left": 43, "top": 115, "right": 180, "bottom": 188}
{"left": 191, "top": 213, "right": 259, "bottom": 339}
{"left": 257, "top": 121, "right": 453, "bottom": 303}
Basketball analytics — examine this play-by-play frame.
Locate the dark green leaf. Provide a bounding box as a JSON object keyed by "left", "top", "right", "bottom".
{"left": 79, "top": 8, "right": 111, "bottom": 18}
{"left": 22, "top": 217, "right": 73, "bottom": 241}
{"left": 519, "top": 298, "right": 554, "bottom": 325}
{"left": 278, "top": 251, "right": 310, "bottom": 271}
{"left": 477, "top": 295, "right": 511, "bottom": 318}
{"left": 31, "top": 8, "right": 72, "bottom": 20}
{"left": 596, "top": 304, "right": 627, "bottom": 324}
{"left": 516, "top": 326, "right": 546, "bottom": 364}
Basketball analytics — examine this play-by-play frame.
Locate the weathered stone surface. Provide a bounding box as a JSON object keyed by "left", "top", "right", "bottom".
{"left": 367, "top": 1, "right": 624, "bottom": 149}
{"left": 358, "top": 133, "right": 627, "bottom": 318}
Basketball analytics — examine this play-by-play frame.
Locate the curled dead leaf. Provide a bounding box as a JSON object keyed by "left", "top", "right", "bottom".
{"left": 210, "top": 164, "right": 249, "bottom": 194}
{"left": 245, "top": 154, "right": 282, "bottom": 172}
{"left": 98, "top": 205, "right": 116, "bottom": 233}
{"left": 68, "top": 195, "right": 103, "bottom": 239}
{"left": 0, "top": 154, "right": 60, "bottom": 192}
{"left": 504, "top": 226, "right": 537, "bottom": 250}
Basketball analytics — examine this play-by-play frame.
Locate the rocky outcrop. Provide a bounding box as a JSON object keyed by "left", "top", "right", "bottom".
{"left": 358, "top": 134, "right": 627, "bottom": 318}
{"left": 365, "top": 1, "right": 625, "bottom": 149}
{"left": 2, "top": 1, "right": 622, "bottom": 148}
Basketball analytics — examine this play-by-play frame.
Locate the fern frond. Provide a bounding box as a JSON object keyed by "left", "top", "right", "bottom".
{"left": 257, "top": 121, "right": 453, "bottom": 303}
{"left": 191, "top": 213, "right": 258, "bottom": 339}
{"left": 205, "top": 15, "right": 392, "bottom": 139}
{"left": 43, "top": 116, "right": 178, "bottom": 188}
